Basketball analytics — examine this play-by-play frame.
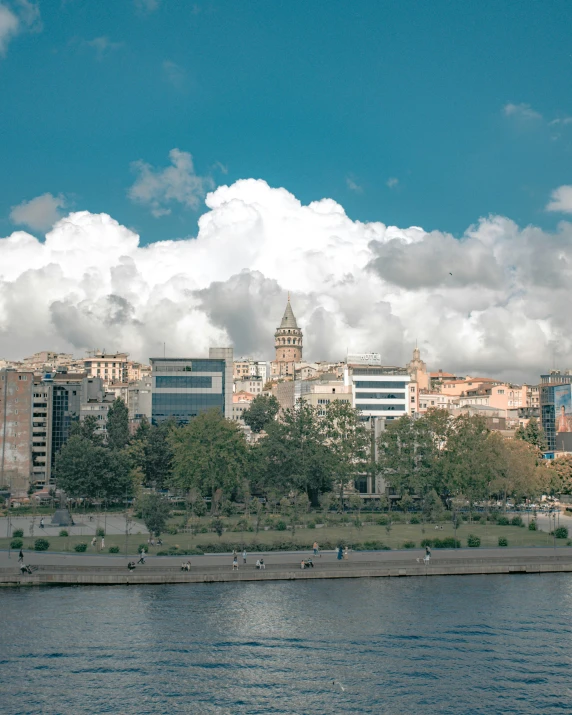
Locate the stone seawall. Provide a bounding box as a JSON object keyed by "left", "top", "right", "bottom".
{"left": 2, "top": 558, "right": 572, "bottom": 587}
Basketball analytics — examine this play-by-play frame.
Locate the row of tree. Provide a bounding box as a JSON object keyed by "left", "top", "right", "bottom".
{"left": 54, "top": 394, "right": 567, "bottom": 511}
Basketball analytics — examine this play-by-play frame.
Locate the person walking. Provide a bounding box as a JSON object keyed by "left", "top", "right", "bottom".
{"left": 137, "top": 548, "right": 146, "bottom": 565}
{"left": 18, "top": 549, "right": 24, "bottom": 565}
{"left": 39, "top": 518, "right": 44, "bottom": 530}
{"left": 91, "top": 536, "right": 97, "bottom": 548}
{"left": 337, "top": 546, "right": 343, "bottom": 560}
{"left": 313, "top": 541, "right": 320, "bottom": 557}
{"left": 101, "top": 537, "right": 105, "bottom": 550}
{"left": 242, "top": 549, "right": 247, "bottom": 565}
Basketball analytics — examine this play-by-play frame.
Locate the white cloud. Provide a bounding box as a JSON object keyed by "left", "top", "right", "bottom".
{"left": 386, "top": 177, "right": 399, "bottom": 189}
{"left": 546, "top": 186, "right": 572, "bottom": 214}
{"left": 503, "top": 103, "right": 542, "bottom": 121}
{"left": 128, "top": 148, "right": 213, "bottom": 217}
{"left": 134, "top": 0, "right": 159, "bottom": 13}
{"left": 0, "top": 1, "right": 39, "bottom": 56}
{"left": 86, "top": 36, "right": 123, "bottom": 60}
{"left": 2, "top": 179, "right": 572, "bottom": 381}
{"left": 9, "top": 193, "right": 66, "bottom": 232}
{"left": 162, "top": 60, "right": 185, "bottom": 89}
{"left": 346, "top": 176, "right": 362, "bottom": 193}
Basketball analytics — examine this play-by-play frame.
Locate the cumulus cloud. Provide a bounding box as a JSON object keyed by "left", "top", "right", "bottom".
{"left": 10, "top": 193, "right": 66, "bottom": 232}
{"left": 128, "top": 148, "right": 213, "bottom": 217}
{"left": 0, "top": 0, "right": 40, "bottom": 56}
{"left": 86, "top": 36, "right": 123, "bottom": 60}
{"left": 386, "top": 177, "right": 399, "bottom": 189}
{"left": 546, "top": 185, "right": 572, "bottom": 214}
{"left": 346, "top": 176, "right": 362, "bottom": 193}
{"left": 503, "top": 102, "right": 542, "bottom": 120}
{"left": 1, "top": 179, "right": 571, "bottom": 382}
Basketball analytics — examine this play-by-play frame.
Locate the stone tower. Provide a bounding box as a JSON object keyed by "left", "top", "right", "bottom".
{"left": 273, "top": 296, "right": 303, "bottom": 377}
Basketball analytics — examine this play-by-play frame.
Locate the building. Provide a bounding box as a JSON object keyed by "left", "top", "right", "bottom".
{"left": 128, "top": 376, "right": 153, "bottom": 423}
{"left": 406, "top": 346, "right": 429, "bottom": 391}
{"left": 234, "top": 376, "right": 264, "bottom": 395}
{"left": 83, "top": 351, "right": 129, "bottom": 386}
{"left": 232, "top": 391, "right": 255, "bottom": 424}
{"left": 233, "top": 359, "right": 269, "bottom": 383}
{"left": 271, "top": 296, "right": 303, "bottom": 378}
{"left": 80, "top": 378, "right": 115, "bottom": 439}
{"left": 344, "top": 363, "right": 412, "bottom": 420}
{"left": 150, "top": 347, "right": 233, "bottom": 425}
{"left": 31, "top": 379, "right": 52, "bottom": 490}
{"left": 418, "top": 391, "right": 457, "bottom": 412}
{"left": 540, "top": 371, "right": 572, "bottom": 452}
{"left": 0, "top": 370, "right": 34, "bottom": 498}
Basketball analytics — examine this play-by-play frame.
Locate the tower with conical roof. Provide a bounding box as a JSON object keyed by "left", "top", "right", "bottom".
{"left": 273, "top": 295, "right": 303, "bottom": 377}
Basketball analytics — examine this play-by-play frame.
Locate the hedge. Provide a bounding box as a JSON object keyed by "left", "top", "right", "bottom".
{"left": 12, "top": 529, "right": 24, "bottom": 538}
{"left": 467, "top": 534, "right": 481, "bottom": 547}
{"left": 34, "top": 538, "right": 50, "bottom": 551}
{"left": 10, "top": 538, "right": 23, "bottom": 550}
{"left": 421, "top": 537, "right": 460, "bottom": 549}
{"left": 74, "top": 543, "right": 87, "bottom": 552}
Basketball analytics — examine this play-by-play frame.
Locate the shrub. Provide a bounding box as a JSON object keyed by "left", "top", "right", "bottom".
{"left": 307, "top": 521, "right": 316, "bottom": 529}
{"left": 96, "top": 527, "right": 105, "bottom": 537}
{"left": 74, "top": 543, "right": 87, "bottom": 552}
{"left": 467, "top": 534, "right": 481, "bottom": 548}
{"left": 12, "top": 529, "right": 24, "bottom": 538}
{"left": 211, "top": 518, "right": 224, "bottom": 537}
{"left": 166, "top": 526, "right": 178, "bottom": 535}
{"left": 10, "top": 538, "right": 23, "bottom": 549}
{"left": 200, "top": 526, "right": 208, "bottom": 533}
{"left": 528, "top": 520, "right": 537, "bottom": 531}
{"left": 377, "top": 516, "right": 389, "bottom": 526}
{"left": 138, "top": 543, "right": 149, "bottom": 552}
{"left": 34, "top": 538, "right": 50, "bottom": 551}
{"left": 421, "top": 538, "right": 433, "bottom": 548}
{"left": 409, "top": 516, "right": 420, "bottom": 524}
{"left": 275, "top": 520, "right": 287, "bottom": 531}
{"left": 497, "top": 516, "right": 509, "bottom": 526}
{"left": 354, "top": 541, "right": 390, "bottom": 551}
{"left": 498, "top": 537, "right": 508, "bottom": 547}
{"left": 433, "top": 537, "right": 461, "bottom": 549}
{"left": 59, "top": 529, "right": 69, "bottom": 537}
{"left": 511, "top": 516, "right": 523, "bottom": 527}
{"left": 403, "top": 541, "right": 416, "bottom": 549}
{"left": 108, "top": 546, "right": 120, "bottom": 553}
{"left": 554, "top": 527, "right": 569, "bottom": 539}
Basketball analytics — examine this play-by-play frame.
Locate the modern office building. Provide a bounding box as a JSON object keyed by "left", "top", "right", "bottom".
{"left": 344, "top": 362, "right": 412, "bottom": 420}
{"left": 540, "top": 371, "right": 572, "bottom": 453}
{"left": 150, "top": 347, "right": 233, "bottom": 424}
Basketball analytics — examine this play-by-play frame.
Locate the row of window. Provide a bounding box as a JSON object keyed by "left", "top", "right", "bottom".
{"left": 355, "top": 403, "right": 406, "bottom": 411}
{"left": 354, "top": 381, "right": 407, "bottom": 389}
{"left": 156, "top": 376, "right": 214, "bottom": 389}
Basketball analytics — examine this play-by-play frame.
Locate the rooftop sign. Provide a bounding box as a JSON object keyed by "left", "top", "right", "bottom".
{"left": 347, "top": 353, "right": 382, "bottom": 365}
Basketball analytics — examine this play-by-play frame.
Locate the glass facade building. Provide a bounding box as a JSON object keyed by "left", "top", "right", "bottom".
{"left": 151, "top": 350, "right": 233, "bottom": 425}
{"left": 540, "top": 372, "right": 572, "bottom": 452}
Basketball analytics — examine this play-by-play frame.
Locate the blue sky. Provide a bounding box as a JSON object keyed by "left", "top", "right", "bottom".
{"left": 1, "top": 0, "right": 571, "bottom": 243}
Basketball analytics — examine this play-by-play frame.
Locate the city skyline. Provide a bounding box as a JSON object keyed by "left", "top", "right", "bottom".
{"left": 2, "top": 2, "right": 572, "bottom": 383}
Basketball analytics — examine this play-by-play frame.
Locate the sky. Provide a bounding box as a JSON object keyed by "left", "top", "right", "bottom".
{"left": 1, "top": 0, "right": 572, "bottom": 382}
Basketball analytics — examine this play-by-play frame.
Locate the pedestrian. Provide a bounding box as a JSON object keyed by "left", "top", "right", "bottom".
{"left": 343, "top": 546, "right": 349, "bottom": 560}
{"left": 18, "top": 549, "right": 24, "bottom": 564}
{"left": 39, "top": 518, "right": 44, "bottom": 529}
{"left": 242, "top": 549, "right": 247, "bottom": 564}
{"left": 300, "top": 559, "right": 305, "bottom": 569}
{"left": 232, "top": 555, "right": 238, "bottom": 570}
{"left": 313, "top": 541, "right": 319, "bottom": 557}
{"left": 91, "top": 536, "right": 97, "bottom": 548}
{"left": 137, "top": 548, "right": 146, "bottom": 565}
{"left": 101, "top": 537, "right": 105, "bottom": 550}
{"left": 337, "top": 546, "right": 343, "bottom": 560}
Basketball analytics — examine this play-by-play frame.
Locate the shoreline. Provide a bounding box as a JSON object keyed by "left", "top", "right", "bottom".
{"left": 2, "top": 548, "right": 572, "bottom": 587}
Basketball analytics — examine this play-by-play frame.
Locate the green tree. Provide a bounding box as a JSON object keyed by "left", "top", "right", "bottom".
{"left": 515, "top": 417, "right": 547, "bottom": 452}
{"left": 169, "top": 410, "right": 248, "bottom": 509}
{"left": 69, "top": 415, "right": 104, "bottom": 445}
{"left": 137, "top": 492, "right": 171, "bottom": 536}
{"left": 258, "top": 401, "right": 333, "bottom": 505}
{"left": 242, "top": 394, "right": 280, "bottom": 433}
{"left": 129, "top": 419, "right": 175, "bottom": 489}
{"left": 106, "top": 398, "right": 130, "bottom": 450}
{"left": 323, "top": 401, "right": 370, "bottom": 510}
{"left": 55, "top": 436, "right": 133, "bottom": 500}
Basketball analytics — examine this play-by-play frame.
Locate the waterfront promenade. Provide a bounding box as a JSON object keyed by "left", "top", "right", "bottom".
{"left": 2, "top": 546, "right": 572, "bottom": 586}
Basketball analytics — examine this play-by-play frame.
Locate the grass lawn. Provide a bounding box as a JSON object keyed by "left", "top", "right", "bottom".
{"left": 0, "top": 520, "right": 561, "bottom": 555}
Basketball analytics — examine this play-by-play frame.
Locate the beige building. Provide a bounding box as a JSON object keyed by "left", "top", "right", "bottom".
{"left": 406, "top": 346, "right": 429, "bottom": 391}
{"left": 232, "top": 391, "right": 255, "bottom": 424}
{"left": 84, "top": 351, "right": 129, "bottom": 385}
{"left": 234, "top": 376, "right": 264, "bottom": 395}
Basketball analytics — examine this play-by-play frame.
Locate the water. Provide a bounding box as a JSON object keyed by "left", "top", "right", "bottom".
{"left": 1, "top": 575, "right": 571, "bottom": 714}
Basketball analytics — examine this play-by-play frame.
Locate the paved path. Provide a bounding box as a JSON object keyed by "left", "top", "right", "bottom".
{"left": 0, "top": 513, "right": 148, "bottom": 538}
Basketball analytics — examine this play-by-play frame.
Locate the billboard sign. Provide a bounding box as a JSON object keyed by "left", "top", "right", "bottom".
{"left": 347, "top": 353, "right": 381, "bottom": 365}
{"left": 554, "top": 384, "right": 572, "bottom": 433}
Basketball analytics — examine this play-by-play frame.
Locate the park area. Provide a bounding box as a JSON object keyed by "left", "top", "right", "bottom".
{"left": 1, "top": 508, "right": 569, "bottom": 556}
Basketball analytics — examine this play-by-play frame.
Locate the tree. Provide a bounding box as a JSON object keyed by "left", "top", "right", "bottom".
{"left": 323, "top": 401, "right": 370, "bottom": 510}
{"left": 258, "top": 402, "right": 333, "bottom": 505}
{"left": 55, "top": 436, "right": 133, "bottom": 500}
{"left": 69, "top": 415, "right": 104, "bottom": 445}
{"left": 546, "top": 454, "right": 572, "bottom": 494}
{"left": 169, "top": 410, "right": 248, "bottom": 508}
{"left": 515, "top": 417, "right": 547, "bottom": 452}
{"left": 137, "top": 492, "right": 171, "bottom": 536}
{"left": 129, "top": 419, "right": 175, "bottom": 489}
{"left": 106, "top": 398, "right": 130, "bottom": 451}
{"left": 489, "top": 435, "right": 542, "bottom": 507}
{"left": 242, "top": 394, "right": 280, "bottom": 433}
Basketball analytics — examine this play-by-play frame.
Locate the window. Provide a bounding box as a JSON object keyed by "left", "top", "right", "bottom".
{"left": 498, "top": 389, "right": 505, "bottom": 395}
